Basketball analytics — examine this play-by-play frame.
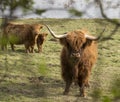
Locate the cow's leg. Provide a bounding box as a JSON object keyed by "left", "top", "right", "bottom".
{"left": 30, "top": 46, "right": 34, "bottom": 53}
{"left": 78, "top": 75, "right": 86, "bottom": 97}
{"left": 1, "top": 45, "right": 6, "bottom": 50}
{"left": 37, "top": 45, "right": 42, "bottom": 53}
{"left": 1, "top": 43, "right": 7, "bottom": 50}
{"left": 24, "top": 43, "right": 30, "bottom": 53}
{"left": 25, "top": 49, "right": 29, "bottom": 53}
{"left": 63, "top": 79, "right": 72, "bottom": 95}
{"left": 28, "top": 47, "right": 31, "bottom": 53}
{"left": 79, "top": 85, "right": 86, "bottom": 97}
{"left": 10, "top": 43, "right": 15, "bottom": 51}
{"left": 85, "top": 79, "right": 90, "bottom": 88}
{"left": 78, "top": 70, "right": 91, "bottom": 97}
{"left": 62, "top": 71, "right": 73, "bottom": 95}
{"left": 84, "top": 69, "right": 91, "bottom": 88}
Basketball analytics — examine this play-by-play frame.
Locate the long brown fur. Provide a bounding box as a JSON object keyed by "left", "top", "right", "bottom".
{"left": 60, "top": 30, "right": 97, "bottom": 97}
{"left": 1, "top": 22, "right": 43, "bottom": 53}
{"left": 36, "top": 33, "right": 48, "bottom": 53}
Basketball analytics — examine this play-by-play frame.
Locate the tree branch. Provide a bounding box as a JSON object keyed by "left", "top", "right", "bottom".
{"left": 95, "top": 0, "right": 120, "bottom": 26}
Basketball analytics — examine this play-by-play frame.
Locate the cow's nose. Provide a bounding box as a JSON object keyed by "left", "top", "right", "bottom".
{"left": 71, "top": 53, "right": 80, "bottom": 58}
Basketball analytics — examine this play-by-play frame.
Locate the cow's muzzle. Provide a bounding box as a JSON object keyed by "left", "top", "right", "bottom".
{"left": 71, "top": 52, "right": 81, "bottom": 58}
{"left": 70, "top": 49, "right": 82, "bottom": 58}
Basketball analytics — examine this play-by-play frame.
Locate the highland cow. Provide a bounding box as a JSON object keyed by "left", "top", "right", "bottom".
{"left": 45, "top": 25, "right": 100, "bottom": 97}
{"left": 1, "top": 22, "right": 43, "bottom": 53}
{"left": 36, "top": 32, "right": 48, "bottom": 53}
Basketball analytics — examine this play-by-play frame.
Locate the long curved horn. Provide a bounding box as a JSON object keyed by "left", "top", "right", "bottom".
{"left": 85, "top": 34, "right": 99, "bottom": 40}
{"left": 45, "top": 25, "right": 68, "bottom": 39}
{"left": 85, "top": 28, "right": 106, "bottom": 40}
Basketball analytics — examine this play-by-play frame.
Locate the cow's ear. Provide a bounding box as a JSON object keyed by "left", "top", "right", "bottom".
{"left": 59, "top": 38, "right": 66, "bottom": 45}
{"left": 83, "top": 39, "right": 93, "bottom": 48}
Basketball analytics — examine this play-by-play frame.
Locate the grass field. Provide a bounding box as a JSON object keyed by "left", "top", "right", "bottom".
{"left": 0, "top": 19, "right": 120, "bottom": 102}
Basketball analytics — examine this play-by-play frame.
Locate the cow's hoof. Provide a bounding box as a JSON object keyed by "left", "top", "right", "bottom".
{"left": 80, "top": 93, "right": 86, "bottom": 97}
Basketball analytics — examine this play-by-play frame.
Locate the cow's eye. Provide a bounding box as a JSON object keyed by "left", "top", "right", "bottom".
{"left": 67, "top": 42, "right": 72, "bottom": 50}
{"left": 66, "top": 42, "right": 69, "bottom": 47}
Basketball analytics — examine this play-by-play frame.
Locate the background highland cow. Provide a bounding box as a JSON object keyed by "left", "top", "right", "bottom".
{"left": 1, "top": 22, "right": 43, "bottom": 53}
{"left": 36, "top": 32, "right": 48, "bottom": 53}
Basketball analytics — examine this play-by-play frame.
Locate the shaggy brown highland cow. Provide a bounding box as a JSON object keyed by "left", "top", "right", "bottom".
{"left": 36, "top": 32, "right": 48, "bottom": 53}
{"left": 1, "top": 22, "right": 43, "bottom": 53}
{"left": 45, "top": 25, "right": 102, "bottom": 97}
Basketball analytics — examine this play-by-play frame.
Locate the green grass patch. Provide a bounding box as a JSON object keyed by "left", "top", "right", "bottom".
{"left": 0, "top": 18, "right": 120, "bottom": 102}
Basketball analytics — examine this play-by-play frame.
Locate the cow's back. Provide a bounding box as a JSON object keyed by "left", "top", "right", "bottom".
{"left": 5, "top": 23, "right": 32, "bottom": 44}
